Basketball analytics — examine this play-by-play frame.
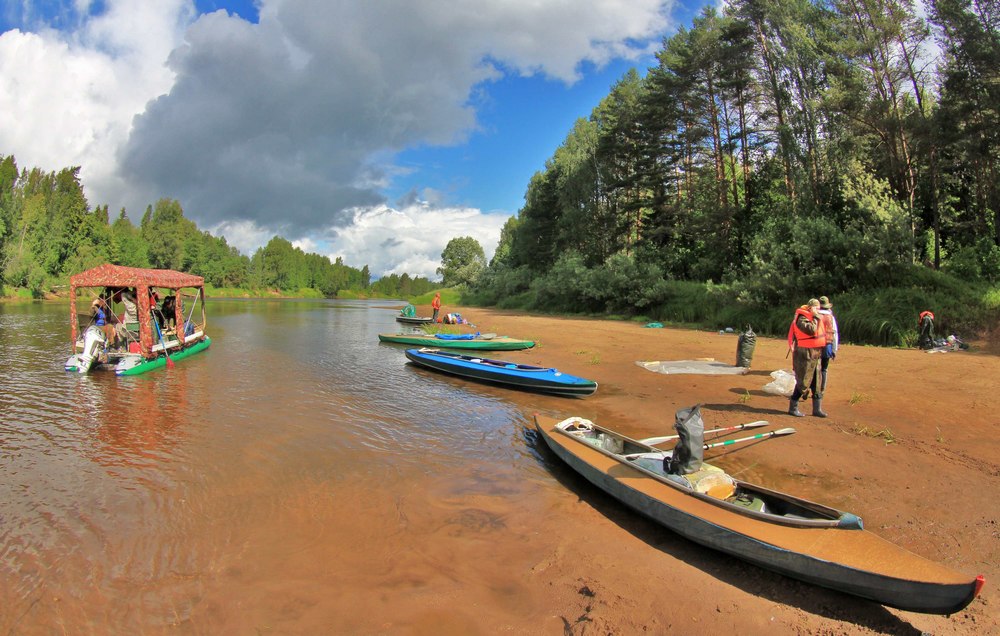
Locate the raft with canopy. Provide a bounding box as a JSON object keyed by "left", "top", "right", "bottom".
{"left": 64, "top": 264, "right": 211, "bottom": 376}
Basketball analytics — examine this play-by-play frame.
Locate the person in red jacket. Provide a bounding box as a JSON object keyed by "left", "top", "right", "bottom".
{"left": 918, "top": 310, "right": 935, "bottom": 349}
{"left": 786, "top": 298, "right": 827, "bottom": 417}
{"left": 431, "top": 292, "right": 442, "bottom": 322}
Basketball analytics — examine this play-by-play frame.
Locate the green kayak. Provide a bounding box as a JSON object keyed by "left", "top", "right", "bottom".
{"left": 378, "top": 332, "right": 535, "bottom": 351}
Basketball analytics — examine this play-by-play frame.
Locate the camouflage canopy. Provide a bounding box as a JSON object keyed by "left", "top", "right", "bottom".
{"left": 68, "top": 264, "right": 206, "bottom": 358}
{"left": 70, "top": 264, "right": 204, "bottom": 289}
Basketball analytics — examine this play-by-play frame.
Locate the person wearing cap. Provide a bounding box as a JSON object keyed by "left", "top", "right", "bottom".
{"left": 91, "top": 296, "right": 117, "bottom": 348}
{"left": 786, "top": 298, "right": 827, "bottom": 417}
{"left": 817, "top": 296, "right": 839, "bottom": 393}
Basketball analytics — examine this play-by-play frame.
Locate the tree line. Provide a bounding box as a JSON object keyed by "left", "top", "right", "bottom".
{"left": 471, "top": 0, "right": 999, "bottom": 344}
{"left": 0, "top": 155, "right": 439, "bottom": 298}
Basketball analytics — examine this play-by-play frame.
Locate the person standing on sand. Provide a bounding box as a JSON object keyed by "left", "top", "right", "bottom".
{"left": 432, "top": 292, "right": 442, "bottom": 322}
{"left": 786, "top": 298, "right": 827, "bottom": 418}
{"left": 817, "top": 296, "right": 839, "bottom": 393}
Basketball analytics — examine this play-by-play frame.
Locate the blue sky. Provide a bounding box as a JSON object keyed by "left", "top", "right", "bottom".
{"left": 387, "top": 60, "right": 650, "bottom": 213}
{"left": 0, "top": 1, "right": 705, "bottom": 279}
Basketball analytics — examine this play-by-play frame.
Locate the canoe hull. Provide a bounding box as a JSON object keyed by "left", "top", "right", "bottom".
{"left": 405, "top": 348, "right": 597, "bottom": 396}
{"left": 395, "top": 316, "right": 434, "bottom": 325}
{"left": 534, "top": 415, "right": 983, "bottom": 615}
{"left": 378, "top": 333, "right": 534, "bottom": 351}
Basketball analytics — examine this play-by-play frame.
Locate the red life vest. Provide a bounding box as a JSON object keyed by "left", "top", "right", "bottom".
{"left": 787, "top": 307, "right": 827, "bottom": 350}
{"left": 919, "top": 310, "right": 934, "bottom": 325}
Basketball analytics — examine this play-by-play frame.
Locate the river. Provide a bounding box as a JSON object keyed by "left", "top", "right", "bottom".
{"left": 0, "top": 299, "right": 580, "bottom": 634}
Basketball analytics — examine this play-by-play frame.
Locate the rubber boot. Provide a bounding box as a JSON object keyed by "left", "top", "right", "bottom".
{"left": 812, "top": 397, "right": 827, "bottom": 418}
{"left": 788, "top": 397, "right": 805, "bottom": 417}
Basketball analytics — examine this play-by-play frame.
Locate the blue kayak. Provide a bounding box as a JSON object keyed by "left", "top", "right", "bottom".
{"left": 404, "top": 348, "right": 598, "bottom": 397}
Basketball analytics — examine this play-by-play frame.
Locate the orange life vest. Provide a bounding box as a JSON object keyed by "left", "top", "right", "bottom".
{"left": 919, "top": 310, "right": 934, "bottom": 325}
{"left": 787, "top": 307, "right": 827, "bottom": 350}
{"left": 820, "top": 311, "right": 835, "bottom": 335}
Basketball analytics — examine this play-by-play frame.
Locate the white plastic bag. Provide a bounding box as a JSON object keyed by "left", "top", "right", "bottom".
{"left": 762, "top": 369, "right": 796, "bottom": 396}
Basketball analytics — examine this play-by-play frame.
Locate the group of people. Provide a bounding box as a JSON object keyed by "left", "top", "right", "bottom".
{"left": 786, "top": 296, "right": 839, "bottom": 418}
{"left": 90, "top": 287, "right": 139, "bottom": 350}
{"left": 90, "top": 287, "right": 174, "bottom": 350}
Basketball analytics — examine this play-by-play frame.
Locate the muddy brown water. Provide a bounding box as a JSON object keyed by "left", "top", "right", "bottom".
{"left": 4, "top": 300, "right": 995, "bottom": 635}
{"left": 0, "top": 299, "right": 592, "bottom": 633}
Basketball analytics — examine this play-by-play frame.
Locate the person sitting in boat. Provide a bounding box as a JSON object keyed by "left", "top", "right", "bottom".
{"left": 115, "top": 288, "right": 138, "bottom": 344}
{"left": 91, "top": 297, "right": 118, "bottom": 348}
{"left": 150, "top": 289, "right": 166, "bottom": 327}
{"left": 160, "top": 294, "right": 177, "bottom": 329}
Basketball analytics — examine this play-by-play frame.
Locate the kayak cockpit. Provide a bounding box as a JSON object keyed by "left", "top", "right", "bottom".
{"left": 555, "top": 417, "right": 861, "bottom": 529}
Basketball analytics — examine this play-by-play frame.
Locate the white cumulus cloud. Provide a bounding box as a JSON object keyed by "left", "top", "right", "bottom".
{"left": 1, "top": 0, "right": 676, "bottom": 275}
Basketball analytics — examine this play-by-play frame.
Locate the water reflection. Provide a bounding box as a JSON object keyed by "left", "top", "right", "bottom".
{"left": 0, "top": 299, "right": 555, "bottom": 632}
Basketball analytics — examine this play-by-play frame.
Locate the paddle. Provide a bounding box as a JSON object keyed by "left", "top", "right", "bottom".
{"left": 702, "top": 427, "right": 795, "bottom": 450}
{"left": 641, "top": 420, "right": 769, "bottom": 446}
{"left": 152, "top": 315, "right": 175, "bottom": 369}
{"left": 626, "top": 427, "right": 795, "bottom": 460}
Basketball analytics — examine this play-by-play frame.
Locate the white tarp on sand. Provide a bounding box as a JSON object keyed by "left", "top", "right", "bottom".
{"left": 637, "top": 359, "right": 748, "bottom": 375}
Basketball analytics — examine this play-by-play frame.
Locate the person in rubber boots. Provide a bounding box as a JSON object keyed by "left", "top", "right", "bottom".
{"left": 817, "top": 295, "right": 839, "bottom": 393}
{"left": 786, "top": 298, "right": 828, "bottom": 417}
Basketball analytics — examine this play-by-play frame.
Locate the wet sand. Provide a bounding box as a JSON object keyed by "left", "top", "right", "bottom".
{"left": 433, "top": 305, "right": 998, "bottom": 635}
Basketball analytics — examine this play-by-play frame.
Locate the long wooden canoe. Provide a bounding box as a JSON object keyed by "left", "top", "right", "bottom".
{"left": 378, "top": 332, "right": 535, "bottom": 351}
{"left": 405, "top": 348, "right": 597, "bottom": 396}
{"left": 533, "top": 414, "right": 984, "bottom": 614}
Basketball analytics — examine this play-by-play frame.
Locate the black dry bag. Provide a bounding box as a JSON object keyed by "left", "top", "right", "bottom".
{"left": 736, "top": 325, "right": 757, "bottom": 368}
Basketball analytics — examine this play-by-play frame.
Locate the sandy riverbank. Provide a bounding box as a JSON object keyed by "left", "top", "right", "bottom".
{"left": 422, "top": 304, "right": 998, "bottom": 634}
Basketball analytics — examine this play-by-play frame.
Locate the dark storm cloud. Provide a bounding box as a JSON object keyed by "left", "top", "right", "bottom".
{"left": 119, "top": 6, "right": 484, "bottom": 235}
{"left": 114, "top": 1, "right": 671, "bottom": 240}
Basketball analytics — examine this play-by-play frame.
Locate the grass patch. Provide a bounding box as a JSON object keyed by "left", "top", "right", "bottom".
{"left": 848, "top": 425, "right": 896, "bottom": 444}
{"left": 849, "top": 391, "right": 871, "bottom": 405}
{"left": 410, "top": 287, "right": 462, "bottom": 306}
{"left": 738, "top": 390, "right": 751, "bottom": 404}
